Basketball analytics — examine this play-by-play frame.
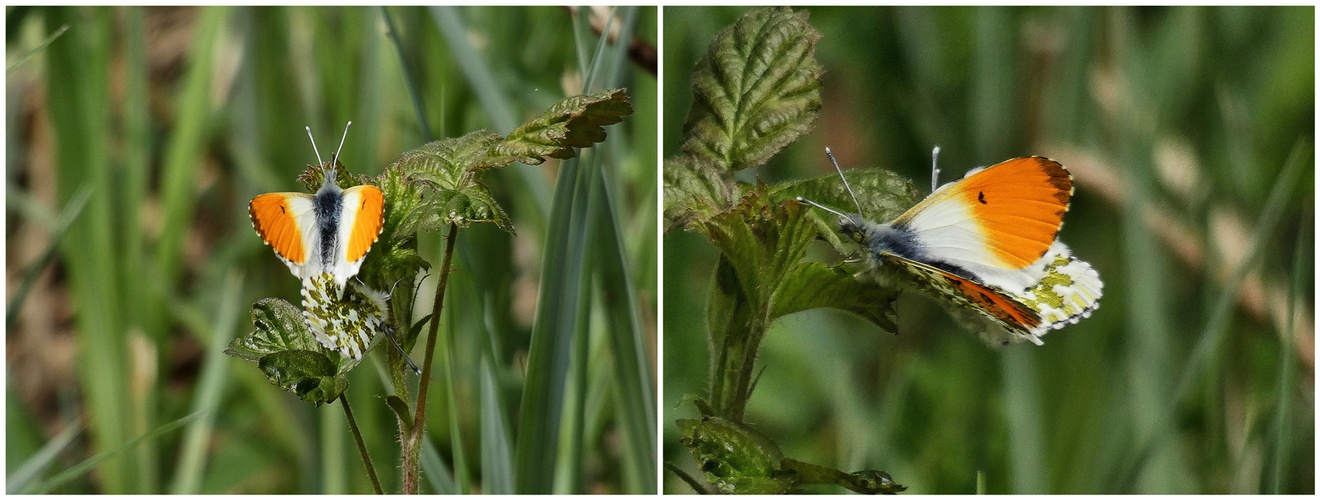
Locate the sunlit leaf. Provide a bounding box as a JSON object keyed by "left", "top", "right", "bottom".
{"left": 681, "top": 7, "right": 822, "bottom": 171}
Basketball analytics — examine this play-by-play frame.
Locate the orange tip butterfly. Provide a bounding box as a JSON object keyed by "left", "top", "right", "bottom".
{"left": 248, "top": 122, "right": 385, "bottom": 296}
{"left": 249, "top": 122, "right": 391, "bottom": 361}
{"left": 797, "top": 147, "right": 1103, "bottom": 346}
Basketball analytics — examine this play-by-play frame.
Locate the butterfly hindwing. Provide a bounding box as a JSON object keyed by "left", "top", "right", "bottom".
{"left": 879, "top": 253, "right": 1045, "bottom": 344}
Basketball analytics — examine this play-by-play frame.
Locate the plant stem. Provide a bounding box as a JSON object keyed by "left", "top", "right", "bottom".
{"left": 727, "top": 313, "right": 767, "bottom": 422}
{"left": 401, "top": 223, "right": 460, "bottom": 494}
{"left": 340, "top": 394, "right": 383, "bottom": 494}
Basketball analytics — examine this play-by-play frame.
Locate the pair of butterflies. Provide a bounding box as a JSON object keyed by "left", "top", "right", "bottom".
{"left": 248, "top": 123, "right": 390, "bottom": 360}
{"left": 798, "top": 148, "right": 1103, "bottom": 346}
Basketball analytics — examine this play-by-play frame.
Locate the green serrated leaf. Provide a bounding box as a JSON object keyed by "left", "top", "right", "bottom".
{"left": 662, "top": 155, "right": 741, "bottom": 232}
{"left": 770, "top": 167, "right": 917, "bottom": 225}
{"left": 402, "top": 184, "right": 514, "bottom": 235}
{"left": 773, "top": 263, "right": 900, "bottom": 334}
{"left": 681, "top": 7, "right": 823, "bottom": 171}
{"left": 390, "top": 130, "right": 504, "bottom": 186}
{"left": 224, "top": 298, "right": 320, "bottom": 362}
{"left": 494, "top": 88, "right": 633, "bottom": 165}
{"left": 257, "top": 350, "right": 346, "bottom": 405}
{"left": 678, "top": 416, "right": 792, "bottom": 494}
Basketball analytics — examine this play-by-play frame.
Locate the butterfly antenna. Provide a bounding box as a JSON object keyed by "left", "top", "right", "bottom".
{"left": 930, "top": 145, "right": 941, "bottom": 193}
{"left": 795, "top": 196, "right": 849, "bottom": 219}
{"left": 332, "top": 121, "right": 352, "bottom": 165}
{"left": 305, "top": 126, "right": 324, "bottom": 166}
{"left": 384, "top": 329, "right": 421, "bottom": 375}
{"left": 824, "top": 147, "right": 863, "bottom": 214}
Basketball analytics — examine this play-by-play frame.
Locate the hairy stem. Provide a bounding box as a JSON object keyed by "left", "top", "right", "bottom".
{"left": 401, "top": 223, "right": 460, "bottom": 493}
{"left": 340, "top": 394, "right": 383, "bottom": 494}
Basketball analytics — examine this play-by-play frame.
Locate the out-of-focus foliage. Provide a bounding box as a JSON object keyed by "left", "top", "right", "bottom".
{"left": 664, "top": 6, "right": 1313, "bottom": 494}
{"left": 6, "top": 5, "right": 656, "bottom": 494}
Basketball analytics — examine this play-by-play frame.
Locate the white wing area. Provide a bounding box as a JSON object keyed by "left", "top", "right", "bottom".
{"left": 1016, "top": 241, "right": 1104, "bottom": 337}
{"left": 279, "top": 195, "right": 323, "bottom": 281}
{"left": 900, "top": 199, "right": 1049, "bottom": 293}
{"left": 330, "top": 188, "right": 373, "bottom": 293}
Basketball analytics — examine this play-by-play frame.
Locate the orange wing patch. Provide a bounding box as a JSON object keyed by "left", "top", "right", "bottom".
{"left": 249, "top": 193, "right": 308, "bottom": 264}
{"left": 344, "top": 185, "right": 384, "bottom": 263}
{"left": 954, "top": 157, "right": 1072, "bottom": 268}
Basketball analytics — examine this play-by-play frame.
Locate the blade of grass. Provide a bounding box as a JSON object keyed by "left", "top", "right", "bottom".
{"left": 6, "top": 422, "right": 82, "bottom": 494}
{"left": 321, "top": 402, "right": 346, "bottom": 493}
{"left": 1119, "top": 142, "right": 1309, "bottom": 488}
{"left": 381, "top": 6, "right": 433, "bottom": 141}
{"left": 553, "top": 244, "right": 596, "bottom": 493}
{"left": 170, "top": 272, "right": 243, "bottom": 493}
{"left": 1267, "top": 205, "right": 1308, "bottom": 493}
{"left": 512, "top": 9, "right": 619, "bottom": 489}
{"left": 6, "top": 23, "right": 68, "bottom": 74}
{"left": 421, "top": 434, "right": 458, "bottom": 494}
{"left": 5, "top": 186, "right": 90, "bottom": 327}
{"left": 479, "top": 356, "right": 515, "bottom": 494}
{"left": 586, "top": 7, "right": 655, "bottom": 492}
{"left": 24, "top": 411, "right": 203, "bottom": 494}
{"left": 1000, "top": 349, "right": 1046, "bottom": 493}
{"left": 441, "top": 288, "right": 471, "bottom": 494}
{"left": 155, "top": 6, "right": 229, "bottom": 287}
{"left": 118, "top": 10, "right": 161, "bottom": 490}
{"left": 44, "top": 6, "right": 130, "bottom": 492}
{"left": 514, "top": 152, "right": 592, "bottom": 493}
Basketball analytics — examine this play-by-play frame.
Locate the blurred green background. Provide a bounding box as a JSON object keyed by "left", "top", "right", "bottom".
{"left": 663, "top": 6, "right": 1313, "bottom": 494}
{"left": 6, "top": 5, "right": 656, "bottom": 494}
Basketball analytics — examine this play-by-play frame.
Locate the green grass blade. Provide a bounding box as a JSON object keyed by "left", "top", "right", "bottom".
{"left": 441, "top": 303, "right": 471, "bottom": 494}
{"left": 1268, "top": 206, "right": 1308, "bottom": 493}
{"left": 25, "top": 411, "right": 203, "bottom": 494}
{"left": 480, "top": 356, "right": 515, "bottom": 494}
{"left": 380, "top": 7, "right": 434, "bottom": 142}
{"left": 44, "top": 6, "right": 130, "bottom": 492}
{"left": 155, "top": 6, "right": 229, "bottom": 286}
{"left": 170, "top": 272, "right": 244, "bottom": 493}
{"left": 6, "top": 422, "right": 82, "bottom": 494}
{"left": 6, "top": 23, "right": 68, "bottom": 74}
{"left": 421, "top": 434, "right": 458, "bottom": 494}
{"left": 514, "top": 156, "right": 594, "bottom": 492}
{"left": 592, "top": 167, "right": 657, "bottom": 492}
{"left": 5, "top": 186, "right": 90, "bottom": 327}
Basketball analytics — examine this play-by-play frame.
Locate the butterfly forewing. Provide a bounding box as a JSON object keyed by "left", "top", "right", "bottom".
{"left": 895, "top": 156, "right": 1072, "bottom": 272}
{"left": 249, "top": 193, "right": 319, "bottom": 271}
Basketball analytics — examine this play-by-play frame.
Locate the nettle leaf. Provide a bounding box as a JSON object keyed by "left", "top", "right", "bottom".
{"left": 678, "top": 417, "right": 794, "bottom": 494}
{"left": 492, "top": 88, "right": 633, "bottom": 166}
{"left": 681, "top": 7, "right": 823, "bottom": 171}
{"left": 225, "top": 298, "right": 322, "bottom": 362}
{"left": 773, "top": 263, "right": 900, "bottom": 334}
{"left": 771, "top": 167, "right": 917, "bottom": 225}
{"left": 257, "top": 349, "right": 347, "bottom": 406}
{"left": 697, "top": 184, "right": 817, "bottom": 316}
{"left": 391, "top": 130, "right": 504, "bottom": 186}
{"left": 662, "top": 155, "right": 741, "bottom": 232}
{"left": 400, "top": 183, "right": 513, "bottom": 235}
